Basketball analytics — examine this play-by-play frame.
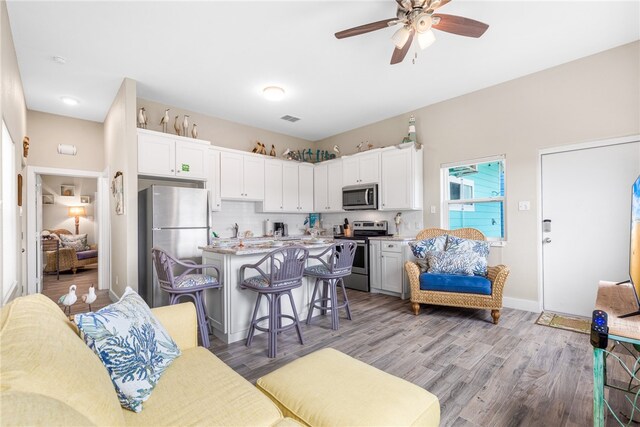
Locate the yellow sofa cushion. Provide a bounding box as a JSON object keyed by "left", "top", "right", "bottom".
{"left": 256, "top": 348, "right": 440, "bottom": 427}
{"left": 151, "top": 302, "right": 198, "bottom": 351}
{"left": 122, "top": 347, "right": 283, "bottom": 426}
{"left": 0, "top": 294, "right": 125, "bottom": 426}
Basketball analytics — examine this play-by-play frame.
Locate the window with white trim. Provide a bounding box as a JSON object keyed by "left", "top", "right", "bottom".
{"left": 441, "top": 156, "right": 506, "bottom": 240}
{"left": 2, "top": 121, "right": 17, "bottom": 301}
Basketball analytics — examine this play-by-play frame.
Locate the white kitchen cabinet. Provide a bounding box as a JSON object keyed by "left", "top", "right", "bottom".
{"left": 369, "top": 239, "right": 410, "bottom": 299}
{"left": 342, "top": 151, "right": 380, "bottom": 186}
{"left": 314, "top": 159, "right": 343, "bottom": 212}
{"left": 264, "top": 160, "right": 314, "bottom": 213}
{"left": 137, "top": 129, "right": 209, "bottom": 180}
{"left": 206, "top": 149, "right": 222, "bottom": 212}
{"left": 220, "top": 151, "right": 265, "bottom": 201}
{"left": 380, "top": 146, "right": 423, "bottom": 211}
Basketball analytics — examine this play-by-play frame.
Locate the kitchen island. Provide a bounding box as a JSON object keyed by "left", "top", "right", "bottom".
{"left": 200, "top": 238, "right": 335, "bottom": 344}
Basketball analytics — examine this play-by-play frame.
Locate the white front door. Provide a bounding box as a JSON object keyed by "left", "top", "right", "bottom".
{"left": 541, "top": 141, "right": 640, "bottom": 317}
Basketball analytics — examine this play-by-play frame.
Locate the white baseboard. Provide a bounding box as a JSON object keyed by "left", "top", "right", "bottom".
{"left": 503, "top": 296, "right": 540, "bottom": 313}
{"left": 108, "top": 289, "right": 120, "bottom": 303}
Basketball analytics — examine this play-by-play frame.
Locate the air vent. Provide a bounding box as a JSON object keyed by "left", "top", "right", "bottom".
{"left": 280, "top": 115, "right": 301, "bottom": 123}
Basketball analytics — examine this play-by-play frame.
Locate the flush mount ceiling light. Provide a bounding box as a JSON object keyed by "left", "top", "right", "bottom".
{"left": 60, "top": 96, "right": 79, "bottom": 106}
{"left": 263, "top": 86, "right": 285, "bottom": 101}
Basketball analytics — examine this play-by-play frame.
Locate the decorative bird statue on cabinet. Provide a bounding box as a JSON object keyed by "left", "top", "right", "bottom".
{"left": 159, "top": 109, "right": 170, "bottom": 133}
{"left": 182, "top": 115, "right": 190, "bottom": 137}
{"left": 269, "top": 144, "right": 276, "bottom": 157}
{"left": 58, "top": 284, "right": 77, "bottom": 317}
{"left": 333, "top": 145, "right": 340, "bottom": 156}
{"left": 82, "top": 284, "right": 97, "bottom": 312}
{"left": 191, "top": 124, "right": 198, "bottom": 139}
{"left": 137, "top": 108, "right": 147, "bottom": 129}
{"left": 173, "top": 116, "right": 181, "bottom": 135}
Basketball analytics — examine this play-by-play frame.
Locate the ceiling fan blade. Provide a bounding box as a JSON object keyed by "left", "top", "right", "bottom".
{"left": 390, "top": 28, "right": 414, "bottom": 64}
{"left": 432, "top": 14, "right": 489, "bottom": 38}
{"left": 428, "top": 0, "right": 451, "bottom": 11}
{"left": 335, "top": 18, "right": 398, "bottom": 39}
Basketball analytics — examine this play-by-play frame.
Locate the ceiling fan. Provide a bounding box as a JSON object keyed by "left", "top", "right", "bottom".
{"left": 335, "top": 0, "right": 489, "bottom": 65}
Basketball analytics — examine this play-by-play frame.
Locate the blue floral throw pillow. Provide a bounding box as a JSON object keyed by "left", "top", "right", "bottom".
{"left": 409, "top": 235, "right": 447, "bottom": 259}
{"left": 426, "top": 251, "right": 477, "bottom": 276}
{"left": 74, "top": 287, "right": 181, "bottom": 413}
{"left": 445, "top": 235, "right": 490, "bottom": 276}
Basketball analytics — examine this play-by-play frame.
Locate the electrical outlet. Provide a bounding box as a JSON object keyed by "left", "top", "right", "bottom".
{"left": 430, "top": 206, "right": 436, "bottom": 214}
{"left": 518, "top": 201, "right": 531, "bottom": 211}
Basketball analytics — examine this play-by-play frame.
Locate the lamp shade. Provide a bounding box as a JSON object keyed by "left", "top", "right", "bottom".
{"left": 418, "top": 30, "right": 436, "bottom": 50}
{"left": 391, "top": 26, "right": 412, "bottom": 49}
{"left": 68, "top": 206, "right": 86, "bottom": 217}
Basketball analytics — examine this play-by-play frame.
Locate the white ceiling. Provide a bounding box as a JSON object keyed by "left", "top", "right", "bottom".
{"left": 7, "top": 1, "right": 640, "bottom": 141}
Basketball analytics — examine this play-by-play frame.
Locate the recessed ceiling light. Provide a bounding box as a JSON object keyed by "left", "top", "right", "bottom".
{"left": 60, "top": 97, "right": 79, "bottom": 106}
{"left": 263, "top": 86, "right": 285, "bottom": 101}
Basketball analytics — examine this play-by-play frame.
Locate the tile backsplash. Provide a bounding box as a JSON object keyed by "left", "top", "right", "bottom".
{"left": 211, "top": 201, "right": 424, "bottom": 238}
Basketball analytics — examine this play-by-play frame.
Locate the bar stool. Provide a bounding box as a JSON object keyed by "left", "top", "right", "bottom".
{"left": 151, "top": 248, "right": 222, "bottom": 348}
{"left": 240, "top": 246, "right": 309, "bottom": 358}
{"left": 305, "top": 241, "right": 357, "bottom": 330}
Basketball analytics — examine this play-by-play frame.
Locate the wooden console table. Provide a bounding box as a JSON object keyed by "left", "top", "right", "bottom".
{"left": 593, "top": 280, "right": 640, "bottom": 426}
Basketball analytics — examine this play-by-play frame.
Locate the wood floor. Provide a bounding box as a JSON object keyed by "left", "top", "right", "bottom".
{"left": 41, "top": 266, "right": 111, "bottom": 316}
{"left": 210, "top": 290, "right": 638, "bottom": 427}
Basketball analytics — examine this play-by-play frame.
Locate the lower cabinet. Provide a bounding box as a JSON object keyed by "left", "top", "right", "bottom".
{"left": 369, "top": 240, "right": 410, "bottom": 299}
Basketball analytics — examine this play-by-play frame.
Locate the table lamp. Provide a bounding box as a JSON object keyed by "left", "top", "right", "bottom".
{"left": 68, "top": 206, "right": 86, "bottom": 235}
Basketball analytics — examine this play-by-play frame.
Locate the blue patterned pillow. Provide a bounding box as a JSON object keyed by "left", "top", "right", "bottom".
{"left": 445, "top": 235, "right": 490, "bottom": 276}
{"left": 409, "top": 235, "right": 447, "bottom": 259}
{"left": 426, "top": 251, "right": 477, "bottom": 276}
{"left": 74, "top": 287, "right": 181, "bottom": 413}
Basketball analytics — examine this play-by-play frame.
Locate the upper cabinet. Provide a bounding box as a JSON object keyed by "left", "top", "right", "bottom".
{"left": 342, "top": 151, "right": 380, "bottom": 186}
{"left": 220, "top": 151, "right": 265, "bottom": 201}
{"left": 137, "top": 129, "right": 209, "bottom": 180}
{"left": 206, "top": 149, "right": 221, "bottom": 212}
{"left": 263, "top": 160, "right": 314, "bottom": 213}
{"left": 380, "top": 146, "right": 423, "bottom": 211}
{"left": 314, "top": 159, "right": 343, "bottom": 212}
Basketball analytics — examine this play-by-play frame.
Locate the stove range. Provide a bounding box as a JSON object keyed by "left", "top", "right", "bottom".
{"left": 334, "top": 221, "right": 390, "bottom": 292}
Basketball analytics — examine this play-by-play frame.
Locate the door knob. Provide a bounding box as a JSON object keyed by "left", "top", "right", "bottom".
{"left": 543, "top": 237, "right": 552, "bottom": 244}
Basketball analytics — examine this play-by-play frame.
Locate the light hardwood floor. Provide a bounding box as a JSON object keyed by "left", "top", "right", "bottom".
{"left": 210, "top": 290, "right": 637, "bottom": 427}
{"left": 41, "top": 266, "right": 111, "bottom": 316}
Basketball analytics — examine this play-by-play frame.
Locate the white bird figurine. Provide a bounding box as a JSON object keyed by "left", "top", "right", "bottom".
{"left": 356, "top": 142, "right": 363, "bottom": 152}
{"left": 58, "top": 284, "right": 77, "bottom": 317}
{"left": 159, "top": 109, "right": 170, "bottom": 133}
{"left": 191, "top": 123, "right": 198, "bottom": 139}
{"left": 137, "top": 107, "right": 147, "bottom": 129}
{"left": 333, "top": 145, "right": 340, "bottom": 155}
{"left": 173, "top": 115, "right": 181, "bottom": 135}
{"left": 182, "top": 115, "right": 190, "bottom": 137}
{"left": 82, "top": 284, "right": 97, "bottom": 312}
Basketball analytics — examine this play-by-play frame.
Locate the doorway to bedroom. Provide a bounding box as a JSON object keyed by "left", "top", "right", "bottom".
{"left": 26, "top": 166, "right": 111, "bottom": 316}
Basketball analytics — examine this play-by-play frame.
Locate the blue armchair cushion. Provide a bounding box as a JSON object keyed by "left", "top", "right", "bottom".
{"left": 445, "top": 235, "right": 490, "bottom": 276}
{"left": 419, "top": 272, "right": 492, "bottom": 295}
{"left": 174, "top": 274, "right": 218, "bottom": 288}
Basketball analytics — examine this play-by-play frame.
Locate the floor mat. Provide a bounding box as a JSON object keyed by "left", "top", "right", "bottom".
{"left": 535, "top": 311, "right": 590, "bottom": 335}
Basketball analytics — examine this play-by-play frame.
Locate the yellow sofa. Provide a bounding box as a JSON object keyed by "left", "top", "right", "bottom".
{"left": 0, "top": 294, "right": 440, "bottom": 426}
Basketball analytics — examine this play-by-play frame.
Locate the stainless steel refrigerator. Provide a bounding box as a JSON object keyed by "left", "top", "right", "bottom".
{"left": 138, "top": 185, "right": 209, "bottom": 308}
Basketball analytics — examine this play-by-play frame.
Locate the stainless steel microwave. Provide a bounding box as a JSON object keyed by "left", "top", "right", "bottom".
{"left": 342, "top": 184, "right": 378, "bottom": 211}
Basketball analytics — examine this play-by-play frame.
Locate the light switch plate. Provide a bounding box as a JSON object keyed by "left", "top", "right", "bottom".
{"left": 430, "top": 206, "right": 436, "bottom": 214}
{"left": 518, "top": 201, "right": 531, "bottom": 211}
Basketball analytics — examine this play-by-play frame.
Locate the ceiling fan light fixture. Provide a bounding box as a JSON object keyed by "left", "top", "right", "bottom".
{"left": 417, "top": 29, "right": 436, "bottom": 49}
{"left": 415, "top": 13, "right": 433, "bottom": 33}
{"left": 263, "top": 86, "right": 285, "bottom": 101}
{"left": 391, "top": 26, "right": 411, "bottom": 49}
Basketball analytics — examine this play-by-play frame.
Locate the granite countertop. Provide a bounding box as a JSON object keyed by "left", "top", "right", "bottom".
{"left": 368, "top": 236, "right": 416, "bottom": 242}
{"left": 200, "top": 237, "right": 335, "bottom": 255}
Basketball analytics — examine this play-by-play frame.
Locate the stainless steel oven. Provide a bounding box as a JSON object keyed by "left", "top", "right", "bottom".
{"left": 335, "top": 220, "right": 389, "bottom": 292}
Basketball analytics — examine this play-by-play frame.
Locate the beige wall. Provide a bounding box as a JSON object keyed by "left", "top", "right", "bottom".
{"left": 318, "top": 41, "right": 640, "bottom": 305}
{"left": 104, "top": 78, "right": 138, "bottom": 298}
{"left": 27, "top": 111, "right": 104, "bottom": 172}
{"left": 1, "top": 0, "right": 28, "bottom": 305}
{"left": 138, "top": 98, "right": 312, "bottom": 153}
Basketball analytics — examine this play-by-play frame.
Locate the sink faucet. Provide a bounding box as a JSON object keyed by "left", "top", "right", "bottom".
{"left": 232, "top": 223, "right": 239, "bottom": 239}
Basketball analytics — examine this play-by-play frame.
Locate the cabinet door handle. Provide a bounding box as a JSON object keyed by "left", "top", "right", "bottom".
{"left": 171, "top": 169, "right": 174, "bottom": 172}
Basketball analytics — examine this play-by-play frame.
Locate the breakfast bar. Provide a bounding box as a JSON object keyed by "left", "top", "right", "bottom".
{"left": 200, "top": 238, "right": 335, "bottom": 344}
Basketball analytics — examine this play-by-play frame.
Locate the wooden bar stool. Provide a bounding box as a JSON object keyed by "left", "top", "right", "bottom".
{"left": 305, "top": 241, "right": 357, "bottom": 330}
{"left": 151, "top": 248, "right": 222, "bottom": 348}
{"left": 240, "top": 246, "right": 309, "bottom": 358}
